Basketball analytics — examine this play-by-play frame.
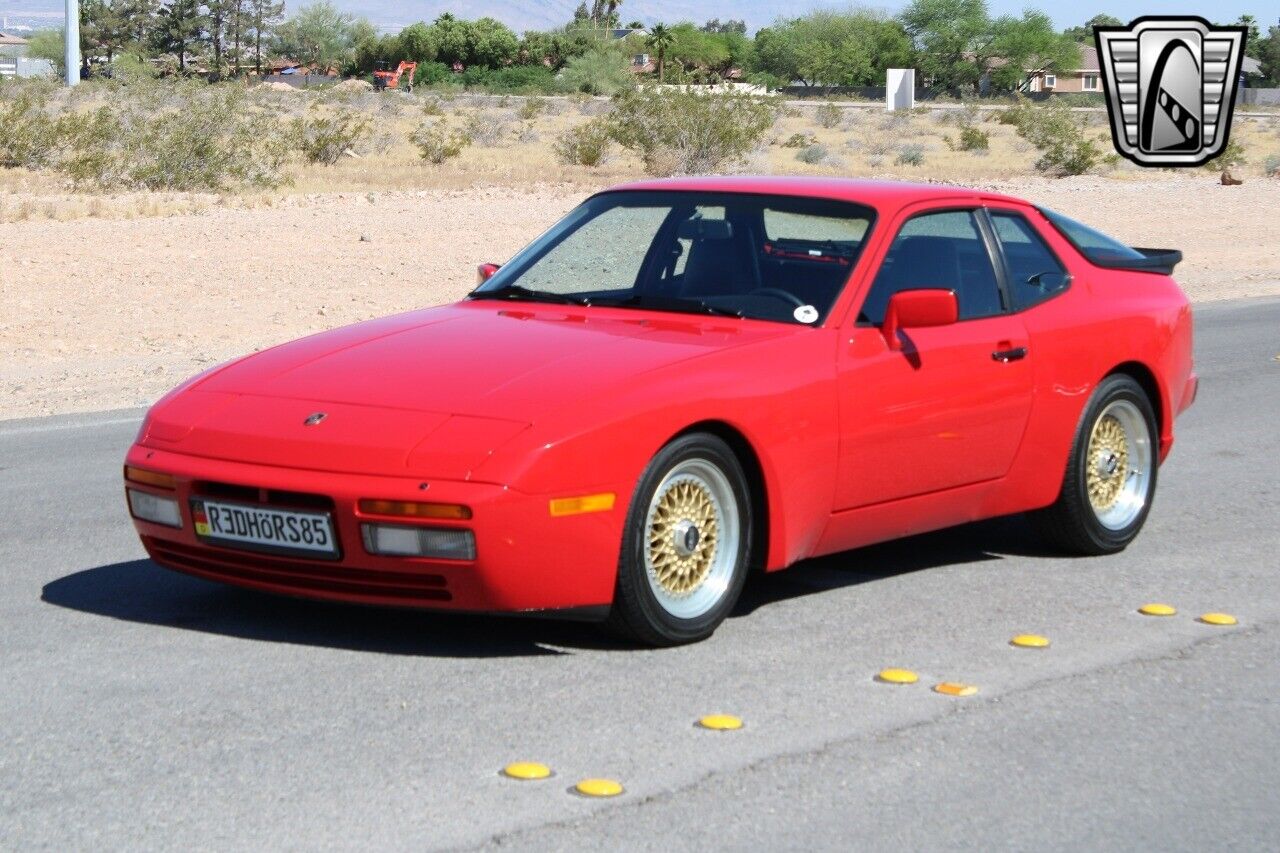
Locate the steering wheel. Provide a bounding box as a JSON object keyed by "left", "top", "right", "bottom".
{"left": 747, "top": 288, "right": 807, "bottom": 309}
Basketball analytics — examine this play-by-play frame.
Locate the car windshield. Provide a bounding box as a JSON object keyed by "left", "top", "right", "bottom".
{"left": 470, "top": 190, "right": 876, "bottom": 325}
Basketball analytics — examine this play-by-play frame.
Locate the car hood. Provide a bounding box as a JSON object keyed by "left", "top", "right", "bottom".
{"left": 142, "top": 302, "right": 792, "bottom": 479}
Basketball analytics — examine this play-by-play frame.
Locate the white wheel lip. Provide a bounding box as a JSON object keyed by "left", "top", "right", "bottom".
{"left": 1089, "top": 398, "right": 1153, "bottom": 531}
{"left": 642, "top": 458, "right": 741, "bottom": 621}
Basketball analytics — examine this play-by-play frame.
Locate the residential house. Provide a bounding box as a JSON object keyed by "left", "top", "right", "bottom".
{"left": 1026, "top": 44, "right": 1102, "bottom": 93}
{"left": 0, "top": 30, "right": 29, "bottom": 58}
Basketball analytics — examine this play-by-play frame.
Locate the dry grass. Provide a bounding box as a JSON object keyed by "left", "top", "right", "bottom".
{"left": 2, "top": 89, "right": 1279, "bottom": 224}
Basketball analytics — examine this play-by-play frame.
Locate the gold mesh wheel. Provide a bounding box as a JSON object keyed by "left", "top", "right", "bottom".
{"left": 1087, "top": 414, "right": 1129, "bottom": 511}
{"left": 1084, "top": 399, "right": 1152, "bottom": 531}
{"left": 643, "top": 458, "right": 741, "bottom": 620}
{"left": 648, "top": 479, "right": 720, "bottom": 595}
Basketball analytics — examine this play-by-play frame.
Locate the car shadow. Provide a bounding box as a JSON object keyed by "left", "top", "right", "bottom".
{"left": 733, "top": 514, "right": 1050, "bottom": 616}
{"left": 42, "top": 515, "right": 1053, "bottom": 657}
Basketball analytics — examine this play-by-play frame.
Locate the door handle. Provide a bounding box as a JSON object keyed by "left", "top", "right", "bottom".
{"left": 991, "top": 346, "right": 1028, "bottom": 363}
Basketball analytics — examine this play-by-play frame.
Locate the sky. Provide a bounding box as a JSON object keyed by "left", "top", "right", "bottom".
{"left": 1, "top": 1, "right": 1277, "bottom": 34}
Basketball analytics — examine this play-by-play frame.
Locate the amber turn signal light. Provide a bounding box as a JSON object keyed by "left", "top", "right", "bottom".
{"left": 358, "top": 499, "right": 473, "bottom": 520}
{"left": 124, "top": 466, "right": 176, "bottom": 490}
{"left": 549, "top": 493, "right": 616, "bottom": 517}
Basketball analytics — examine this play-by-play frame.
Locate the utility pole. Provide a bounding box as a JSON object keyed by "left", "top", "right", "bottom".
{"left": 65, "top": 0, "right": 80, "bottom": 86}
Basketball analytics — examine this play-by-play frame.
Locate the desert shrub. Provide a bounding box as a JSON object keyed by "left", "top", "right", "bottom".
{"left": 1009, "top": 99, "right": 1101, "bottom": 176}
{"left": 517, "top": 97, "right": 547, "bottom": 121}
{"left": 895, "top": 144, "right": 925, "bottom": 167}
{"left": 0, "top": 86, "right": 60, "bottom": 169}
{"left": 558, "top": 47, "right": 636, "bottom": 96}
{"left": 1265, "top": 154, "right": 1280, "bottom": 177}
{"left": 814, "top": 101, "right": 842, "bottom": 129}
{"left": 608, "top": 87, "right": 780, "bottom": 176}
{"left": 781, "top": 132, "right": 816, "bottom": 148}
{"left": 1202, "top": 137, "right": 1246, "bottom": 172}
{"left": 553, "top": 119, "right": 611, "bottom": 167}
{"left": 420, "top": 97, "right": 445, "bottom": 117}
{"left": 796, "top": 143, "right": 829, "bottom": 164}
{"left": 946, "top": 124, "right": 989, "bottom": 152}
{"left": 293, "top": 106, "right": 372, "bottom": 165}
{"left": 60, "top": 85, "right": 293, "bottom": 190}
{"left": 461, "top": 111, "right": 509, "bottom": 146}
{"left": 411, "top": 119, "right": 471, "bottom": 164}
{"left": 865, "top": 138, "right": 893, "bottom": 156}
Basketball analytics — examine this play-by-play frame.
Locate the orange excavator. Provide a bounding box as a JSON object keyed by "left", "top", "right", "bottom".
{"left": 373, "top": 60, "right": 417, "bottom": 92}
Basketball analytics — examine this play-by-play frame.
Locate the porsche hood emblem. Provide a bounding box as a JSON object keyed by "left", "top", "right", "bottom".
{"left": 1095, "top": 17, "right": 1248, "bottom": 167}
{"left": 303, "top": 412, "right": 328, "bottom": 426}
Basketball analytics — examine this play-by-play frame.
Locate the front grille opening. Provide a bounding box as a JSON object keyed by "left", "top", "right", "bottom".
{"left": 193, "top": 481, "right": 334, "bottom": 511}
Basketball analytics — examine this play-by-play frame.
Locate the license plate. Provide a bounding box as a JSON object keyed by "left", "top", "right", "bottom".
{"left": 191, "top": 499, "right": 338, "bottom": 558}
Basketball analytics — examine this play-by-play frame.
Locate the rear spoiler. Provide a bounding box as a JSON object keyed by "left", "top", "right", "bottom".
{"left": 1092, "top": 248, "right": 1183, "bottom": 276}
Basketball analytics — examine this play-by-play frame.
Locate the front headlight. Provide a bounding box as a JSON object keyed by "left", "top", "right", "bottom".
{"left": 361, "top": 524, "right": 476, "bottom": 561}
{"left": 127, "top": 489, "right": 183, "bottom": 528}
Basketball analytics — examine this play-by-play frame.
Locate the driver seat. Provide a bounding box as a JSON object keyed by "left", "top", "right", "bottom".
{"left": 680, "top": 221, "right": 750, "bottom": 299}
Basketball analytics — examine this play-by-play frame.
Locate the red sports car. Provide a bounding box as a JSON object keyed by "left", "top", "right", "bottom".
{"left": 124, "top": 178, "right": 1196, "bottom": 645}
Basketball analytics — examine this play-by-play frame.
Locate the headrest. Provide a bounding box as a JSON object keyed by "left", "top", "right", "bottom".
{"left": 676, "top": 218, "right": 734, "bottom": 241}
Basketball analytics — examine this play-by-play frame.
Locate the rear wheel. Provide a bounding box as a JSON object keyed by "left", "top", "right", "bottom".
{"left": 607, "top": 434, "right": 752, "bottom": 646}
{"left": 1033, "top": 374, "right": 1158, "bottom": 555}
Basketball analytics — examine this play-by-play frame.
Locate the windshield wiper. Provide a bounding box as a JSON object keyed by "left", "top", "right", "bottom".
{"left": 470, "top": 285, "right": 591, "bottom": 306}
{"left": 591, "top": 294, "right": 745, "bottom": 319}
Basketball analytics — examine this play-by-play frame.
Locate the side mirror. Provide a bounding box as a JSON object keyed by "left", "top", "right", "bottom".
{"left": 881, "top": 288, "right": 958, "bottom": 351}
{"left": 476, "top": 263, "right": 501, "bottom": 285}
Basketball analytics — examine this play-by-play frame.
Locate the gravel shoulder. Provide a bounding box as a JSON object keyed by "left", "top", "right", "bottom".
{"left": 2, "top": 175, "right": 1278, "bottom": 420}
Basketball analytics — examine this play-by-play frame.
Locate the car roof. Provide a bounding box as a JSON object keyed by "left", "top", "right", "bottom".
{"left": 602, "top": 176, "right": 1028, "bottom": 215}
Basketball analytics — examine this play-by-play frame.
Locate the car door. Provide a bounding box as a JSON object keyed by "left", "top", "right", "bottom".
{"left": 834, "top": 207, "right": 1034, "bottom": 510}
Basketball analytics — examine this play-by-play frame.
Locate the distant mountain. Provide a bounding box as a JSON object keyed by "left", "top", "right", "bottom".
{"left": 325, "top": 1, "right": 800, "bottom": 32}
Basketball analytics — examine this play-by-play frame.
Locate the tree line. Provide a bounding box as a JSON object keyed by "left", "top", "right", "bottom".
{"left": 24, "top": 0, "right": 1280, "bottom": 92}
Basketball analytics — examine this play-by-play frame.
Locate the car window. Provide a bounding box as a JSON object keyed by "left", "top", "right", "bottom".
{"left": 1039, "top": 207, "right": 1146, "bottom": 264}
{"left": 515, "top": 205, "right": 669, "bottom": 294}
{"left": 476, "top": 191, "right": 876, "bottom": 325}
{"left": 859, "top": 210, "right": 1003, "bottom": 324}
{"left": 990, "top": 212, "right": 1069, "bottom": 310}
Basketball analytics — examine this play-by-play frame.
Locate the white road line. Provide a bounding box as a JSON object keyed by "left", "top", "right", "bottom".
{"left": 0, "top": 415, "right": 142, "bottom": 437}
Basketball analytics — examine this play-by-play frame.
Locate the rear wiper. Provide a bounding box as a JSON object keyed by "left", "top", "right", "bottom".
{"left": 592, "top": 294, "right": 745, "bottom": 319}
{"left": 470, "top": 285, "right": 591, "bottom": 306}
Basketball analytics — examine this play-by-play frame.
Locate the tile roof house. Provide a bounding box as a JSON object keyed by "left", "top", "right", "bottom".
{"left": 0, "top": 31, "right": 30, "bottom": 58}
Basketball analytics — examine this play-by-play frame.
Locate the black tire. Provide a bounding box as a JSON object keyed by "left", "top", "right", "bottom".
{"left": 1032, "top": 374, "right": 1159, "bottom": 555}
{"left": 607, "top": 433, "right": 753, "bottom": 646}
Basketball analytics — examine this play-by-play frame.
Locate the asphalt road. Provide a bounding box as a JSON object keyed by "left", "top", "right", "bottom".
{"left": 2, "top": 297, "right": 1278, "bottom": 851}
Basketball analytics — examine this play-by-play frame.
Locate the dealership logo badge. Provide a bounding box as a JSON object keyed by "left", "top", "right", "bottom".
{"left": 1095, "top": 17, "right": 1248, "bottom": 167}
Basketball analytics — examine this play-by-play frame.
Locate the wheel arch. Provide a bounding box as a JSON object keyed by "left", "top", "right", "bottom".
{"left": 1104, "top": 361, "right": 1168, "bottom": 455}
{"left": 670, "top": 420, "right": 774, "bottom": 573}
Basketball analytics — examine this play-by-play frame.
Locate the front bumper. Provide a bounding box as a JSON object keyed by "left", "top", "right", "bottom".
{"left": 125, "top": 444, "right": 627, "bottom": 615}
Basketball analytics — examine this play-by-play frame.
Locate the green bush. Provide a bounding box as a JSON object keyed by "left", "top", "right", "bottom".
{"left": 607, "top": 87, "right": 780, "bottom": 176}
{"left": 413, "top": 62, "right": 456, "bottom": 88}
{"left": 946, "top": 124, "right": 990, "bottom": 152}
{"left": 411, "top": 119, "right": 471, "bottom": 164}
{"left": 558, "top": 47, "right": 636, "bottom": 96}
{"left": 483, "top": 66, "right": 556, "bottom": 94}
{"left": 1009, "top": 99, "right": 1101, "bottom": 176}
{"left": 1202, "top": 137, "right": 1246, "bottom": 172}
{"left": 814, "top": 101, "right": 842, "bottom": 129}
{"left": 895, "top": 144, "right": 925, "bottom": 167}
{"left": 553, "top": 119, "right": 612, "bottom": 167}
{"left": 293, "top": 106, "right": 372, "bottom": 165}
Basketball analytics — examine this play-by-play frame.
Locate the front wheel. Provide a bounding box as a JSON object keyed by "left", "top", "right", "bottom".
{"left": 607, "top": 434, "right": 752, "bottom": 646}
{"left": 1033, "top": 374, "right": 1158, "bottom": 555}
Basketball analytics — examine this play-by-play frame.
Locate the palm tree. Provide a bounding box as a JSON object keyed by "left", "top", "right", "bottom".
{"left": 647, "top": 23, "right": 673, "bottom": 84}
